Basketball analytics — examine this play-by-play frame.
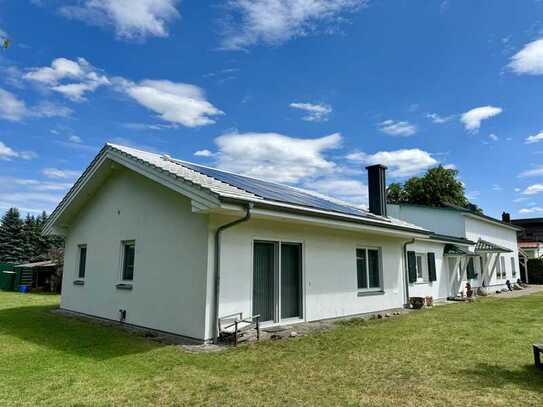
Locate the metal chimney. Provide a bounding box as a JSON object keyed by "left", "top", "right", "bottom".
{"left": 366, "top": 164, "right": 387, "bottom": 217}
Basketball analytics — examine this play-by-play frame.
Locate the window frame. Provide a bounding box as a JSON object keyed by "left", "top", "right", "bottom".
{"left": 77, "top": 244, "right": 87, "bottom": 279}
{"left": 415, "top": 252, "right": 428, "bottom": 283}
{"left": 511, "top": 257, "right": 517, "bottom": 278}
{"left": 356, "top": 246, "right": 383, "bottom": 293}
{"left": 121, "top": 240, "right": 136, "bottom": 282}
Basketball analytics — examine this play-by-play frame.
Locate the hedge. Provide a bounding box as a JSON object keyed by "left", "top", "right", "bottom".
{"left": 527, "top": 259, "right": 543, "bottom": 284}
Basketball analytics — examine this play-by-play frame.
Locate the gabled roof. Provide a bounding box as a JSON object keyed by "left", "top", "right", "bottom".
{"left": 392, "top": 202, "right": 522, "bottom": 231}
{"left": 44, "top": 144, "right": 429, "bottom": 237}
{"left": 440, "top": 203, "right": 523, "bottom": 231}
{"left": 474, "top": 239, "right": 513, "bottom": 254}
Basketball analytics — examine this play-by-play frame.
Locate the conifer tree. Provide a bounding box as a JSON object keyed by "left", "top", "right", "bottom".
{"left": 0, "top": 208, "right": 25, "bottom": 263}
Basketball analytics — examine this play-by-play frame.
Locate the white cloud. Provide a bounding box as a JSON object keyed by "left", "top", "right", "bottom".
{"left": 346, "top": 148, "right": 438, "bottom": 177}
{"left": 52, "top": 81, "right": 106, "bottom": 101}
{"left": 221, "top": 0, "right": 367, "bottom": 50}
{"left": 24, "top": 58, "right": 86, "bottom": 84}
{"left": 290, "top": 102, "right": 332, "bottom": 122}
{"left": 460, "top": 106, "right": 502, "bottom": 132}
{"left": 509, "top": 38, "right": 543, "bottom": 75}
{"left": 492, "top": 184, "right": 503, "bottom": 191}
{"left": 194, "top": 149, "right": 214, "bottom": 157}
{"left": 305, "top": 178, "right": 368, "bottom": 207}
{"left": 0, "top": 176, "right": 71, "bottom": 214}
{"left": 519, "top": 165, "right": 543, "bottom": 178}
{"left": 378, "top": 120, "right": 417, "bottom": 137}
{"left": 69, "top": 135, "right": 82, "bottom": 143}
{"left": 24, "top": 58, "right": 220, "bottom": 127}
{"left": 0, "top": 142, "right": 19, "bottom": 160}
{"left": 0, "top": 88, "right": 72, "bottom": 121}
{"left": 19, "top": 151, "right": 39, "bottom": 160}
{"left": 519, "top": 207, "right": 543, "bottom": 215}
{"left": 489, "top": 133, "right": 499, "bottom": 141}
{"left": 121, "top": 79, "right": 224, "bottom": 127}
{"left": 213, "top": 132, "right": 342, "bottom": 183}
{"left": 426, "top": 113, "right": 454, "bottom": 124}
{"left": 0, "top": 88, "right": 28, "bottom": 121}
{"left": 0, "top": 141, "right": 37, "bottom": 161}
{"left": 525, "top": 131, "right": 543, "bottom": 144}
{"left": 522, "top": 184, "right": 543, "bottom": 195}
{"left": 24, "top": 58, "right": 110, "bottom": 101}
{"left": 42, "top": 168, "right": 81, "bottom": 179}
{"left": 59, "top": 0, "right": 180, "bottom": 40}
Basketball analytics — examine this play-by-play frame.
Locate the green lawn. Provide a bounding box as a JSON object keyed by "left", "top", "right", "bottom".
{"left": 0, "top": 292, "right": 542, "bottom": 406}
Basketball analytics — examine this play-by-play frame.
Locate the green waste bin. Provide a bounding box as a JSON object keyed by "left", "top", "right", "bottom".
{"left": 1, "top": 271, "right": 16, "bottom": 291}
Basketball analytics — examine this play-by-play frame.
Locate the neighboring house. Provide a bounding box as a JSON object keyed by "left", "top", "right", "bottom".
{"left": 511, "top": 217, "right": 543, "bottom": 259}
{"left": 388, "top": 204, "right": 522, "bottom": 298}
{"left": 517, "top": 242, "right": 543, "bottom": 260}
{"left": 44, "top": 144, "right": 517, "bottom": 343}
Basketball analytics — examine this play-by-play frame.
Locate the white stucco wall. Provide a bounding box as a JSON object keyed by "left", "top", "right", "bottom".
{"left": 406, "top": 240, "right": 449, "bottom": 300}
{"left": 388, "top": 205, "right": 466, "bottom": 237}
{"left": 464, "top": 217, "right": 520, "bottom": 288}
{"left": 61, "top": 168, "right": 210, "bottom": 340}
{"left": 204, "top": 215, "right": 410, "bottom": 340}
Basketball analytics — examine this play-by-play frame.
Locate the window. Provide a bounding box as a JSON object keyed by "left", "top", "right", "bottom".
{"left": 511, "top": 257, "right": 517, "bottom": 278}
{"left": 495, "top": 255, "right": 502, "bottom": 279}
{"left": 467, "top": 258, "right": 476, "bottom": 280}
{"left": 495, "top": 255, "right": 507, "bottom": 279}
{"left": 356, "top": 248, "right": 381, "bottom": 291}
{"left": 415, "top": 253, "right": 427, "bottom": 282}
{"left": 77, "top": 245, "right": 87, "bottom": 279}
{"left": 122, "top": 241, "right": 135, "bottom": 281}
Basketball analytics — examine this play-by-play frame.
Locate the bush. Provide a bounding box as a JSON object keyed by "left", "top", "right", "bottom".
{"left": 527, "top": 259, "right": 543, "bottom": 284}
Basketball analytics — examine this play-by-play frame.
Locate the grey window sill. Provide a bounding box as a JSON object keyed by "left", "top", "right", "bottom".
{"left": 357, "top": 290, "right": 385, "bottom": 297}
{"left": 116, "top": 283, "right": 133, "bottom": 290}
{"left": 73, "top": 280, "right": 85, "bottom": 286}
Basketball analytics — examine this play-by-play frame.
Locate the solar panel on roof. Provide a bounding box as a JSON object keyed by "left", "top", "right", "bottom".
{"left": 178, "top": 161, "right": 375, "bottom": 219}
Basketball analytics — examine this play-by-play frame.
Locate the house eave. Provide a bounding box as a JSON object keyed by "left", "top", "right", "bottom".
{"left": 215, "top": 198, "right": 431, "bottom": 239}
{"left": 463, "top": 213, "right": 523, "bottom": 232}
{"left": 43, "top": 145, "right": 222, "bottom": 236}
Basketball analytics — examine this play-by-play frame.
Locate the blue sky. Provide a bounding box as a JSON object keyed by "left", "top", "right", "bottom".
{"left": 1, "top": 0, "right": 543, "bottom": 218}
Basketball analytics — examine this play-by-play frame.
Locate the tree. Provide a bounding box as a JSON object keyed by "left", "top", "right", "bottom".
{"left": 0, "top": 208, "right": 64, "bottom": 264}
{"left": 22, "top": 214, "right": 37, "bottom": 262}
{"left": 386, "top": 165, "right": 480, "bottom": 212}
{"left": 0, "top": 208, "right": 25, "bottom": 263}
{"left": 386, "top": 182, "right": 408, "bottom": 204}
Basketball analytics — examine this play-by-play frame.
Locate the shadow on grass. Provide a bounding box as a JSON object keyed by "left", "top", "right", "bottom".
{"left": 0, "top": 304, "right": 164, "bottom": 361}
{"left": 462, "top": 363, "right": 543, "bottom": 394}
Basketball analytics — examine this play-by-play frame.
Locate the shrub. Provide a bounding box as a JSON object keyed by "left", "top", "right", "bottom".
{"left": 527, "top": 258, "right": 543, "bottom": 284}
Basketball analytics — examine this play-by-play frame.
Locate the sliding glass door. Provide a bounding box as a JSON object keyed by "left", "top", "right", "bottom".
{"left": 253, "top": 241, "right": 303, "bottom": 323}
{"left": 252, "top": 242, "right": 276, "bottom": 323}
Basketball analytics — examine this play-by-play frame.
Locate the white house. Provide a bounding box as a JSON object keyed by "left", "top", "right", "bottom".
{"left": 44, "top": 144, "right": 518, "bottom": 343}
{"left": 388, "top": 204, "right": 522, "bottom": 299}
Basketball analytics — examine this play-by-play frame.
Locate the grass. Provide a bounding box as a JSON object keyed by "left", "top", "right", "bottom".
{"left": 0, "top": 293, "right": 543, "bottom": 406}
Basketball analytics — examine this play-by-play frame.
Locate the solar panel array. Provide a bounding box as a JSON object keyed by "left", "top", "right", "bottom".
{"left": 178, "top": 161, "right": 372, "bottom": 218}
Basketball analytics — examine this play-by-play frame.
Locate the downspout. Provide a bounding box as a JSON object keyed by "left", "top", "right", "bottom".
{"left": 212, "top": 203, "right": 253, "bottom": 344}
{"left": 403, "top": 238, "right": 416, "bottom": 308}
